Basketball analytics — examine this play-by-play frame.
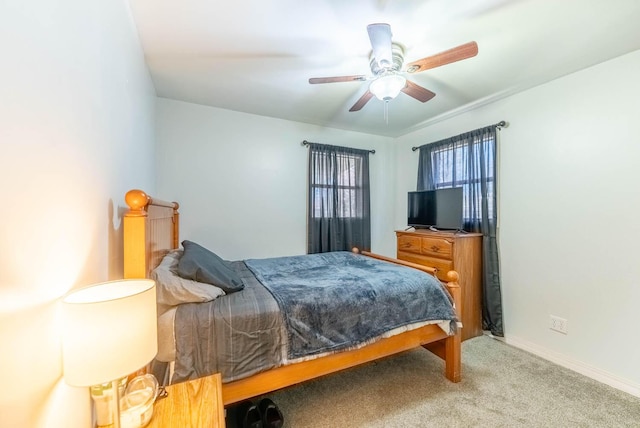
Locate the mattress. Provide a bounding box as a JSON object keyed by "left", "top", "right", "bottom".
{"left": 156, "top": 307, "right": 177, "bottom": 362}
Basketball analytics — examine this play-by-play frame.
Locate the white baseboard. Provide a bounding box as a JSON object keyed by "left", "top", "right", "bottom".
{"left": 496, "top": 334, "right": 640, "bottom": 398}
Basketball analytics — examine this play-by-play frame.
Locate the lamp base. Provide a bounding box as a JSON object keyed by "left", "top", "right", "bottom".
{"left": 91, "top": 378, "right": 126, "bottom": 428}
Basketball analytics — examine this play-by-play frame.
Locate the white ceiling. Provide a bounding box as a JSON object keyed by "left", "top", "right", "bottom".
{"left": 128, "top": 0, "right": 640, "bottom": 137}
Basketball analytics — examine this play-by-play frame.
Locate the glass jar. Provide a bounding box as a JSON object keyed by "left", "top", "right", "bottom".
{"left": 120, "top": 374, "right": 159, "bottom": 428}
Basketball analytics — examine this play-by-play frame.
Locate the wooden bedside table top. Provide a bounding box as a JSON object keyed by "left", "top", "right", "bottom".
{"left": 147, "top": 373, "right": 224, "bottom": 428}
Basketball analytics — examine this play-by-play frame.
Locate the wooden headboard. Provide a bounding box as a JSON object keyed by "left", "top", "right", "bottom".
{"left": 123, "top": 189, "right": 180, "bottom": 279}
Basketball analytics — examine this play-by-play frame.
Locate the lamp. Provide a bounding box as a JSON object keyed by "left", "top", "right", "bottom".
{"left": 62, "top": 279, "right": 157, "bottom": 428}
{"left": 369, "top": 74, "right": 407, "bottom": 101}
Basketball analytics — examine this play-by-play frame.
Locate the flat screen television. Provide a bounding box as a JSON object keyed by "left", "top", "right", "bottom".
{"left": 407, "top": 187, "right": 464, "bottom": 230}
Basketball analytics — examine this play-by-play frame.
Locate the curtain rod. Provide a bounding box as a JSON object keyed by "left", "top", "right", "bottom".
{"left": 411, "top": 120, "right": 508, "bottom": 151}
{"left": 302, "top": 140, "right": 376, "bottom": 154}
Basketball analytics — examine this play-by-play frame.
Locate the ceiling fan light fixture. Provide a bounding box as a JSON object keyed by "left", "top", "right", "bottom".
{"left": 369, "top": 74, "right": 407, "bottom": 101}
{"left": 308, "top": 23, "right": 477, "bottom": 113}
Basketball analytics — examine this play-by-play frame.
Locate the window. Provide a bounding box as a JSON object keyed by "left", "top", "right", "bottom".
{"left": 307, "top": 143, "right": 371, "bottom": 253}
{"left": 429, "top": 136, "right": 495, "bottom": 222}
{"left": 310, "top": 153, "right": 364, "bottom": 218}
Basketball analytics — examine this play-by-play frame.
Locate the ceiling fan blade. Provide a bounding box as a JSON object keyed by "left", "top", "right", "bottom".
{"left": 406, "top": 41, "right": 478, "bottom": 73}
{"left": 349, "top": 90, "right": 374, "bottom": 112}
{"left": 309, "top": 75, "right": 367, "bottom": 84}
{"left": 367, "top": 23, "right": 393, "bottom": 68}
{"left": 402, "top": 80, "right": 436, "bottom": 103}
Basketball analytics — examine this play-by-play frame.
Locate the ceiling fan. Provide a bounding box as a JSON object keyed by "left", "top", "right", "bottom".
{"left": 308, "top": 23, "right": 478, "bottom": 112}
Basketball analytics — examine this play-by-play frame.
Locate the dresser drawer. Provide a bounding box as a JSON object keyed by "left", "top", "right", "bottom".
{"left": 421, "top": 236, "right": 453, "bottom": 259}
{"left": 397, "top": 251, "right": 454, "bottom": 282}
{"left": 397, "top": 235, "right": 422, "bottom": 254}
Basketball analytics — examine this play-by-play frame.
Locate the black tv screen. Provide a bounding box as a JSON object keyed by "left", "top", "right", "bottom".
{"left": 407, "top": 188, "right": 464, "bottom": 230}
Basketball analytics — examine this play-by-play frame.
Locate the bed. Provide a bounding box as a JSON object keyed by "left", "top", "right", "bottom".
{"left": 122, "top": 189, "right": 462, "bottom": 406}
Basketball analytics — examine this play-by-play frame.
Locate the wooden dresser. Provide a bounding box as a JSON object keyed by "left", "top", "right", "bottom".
{"left": 395, "top": 229, "right": 483, "bottom": 341}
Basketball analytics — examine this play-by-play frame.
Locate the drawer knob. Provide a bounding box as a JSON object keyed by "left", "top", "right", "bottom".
{"left": 430, "top": 245, "right": 440, "bottom": 252}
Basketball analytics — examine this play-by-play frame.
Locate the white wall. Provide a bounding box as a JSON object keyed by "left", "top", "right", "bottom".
{"left": 0, "top": 1, "right": 156, "bottom": 427}
{"left": 156, "top": 98, "right": 397, "bottom": 260}
{"left": 394, "top": 50, "right": 640, "bottom": 396}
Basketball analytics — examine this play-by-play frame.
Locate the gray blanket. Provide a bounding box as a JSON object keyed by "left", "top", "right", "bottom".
{"left": 245, "top": 251, "right": 457, "bottom": 359}
{"left": 173, "top": 261, "right": 285, "bottom": 383}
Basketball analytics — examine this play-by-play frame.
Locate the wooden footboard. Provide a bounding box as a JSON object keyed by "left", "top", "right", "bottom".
{"left": 123, "top": 189, "right": 462, "bottom": 406}
{"left": 357, "top": 248, "right": 461, "bottom": 384}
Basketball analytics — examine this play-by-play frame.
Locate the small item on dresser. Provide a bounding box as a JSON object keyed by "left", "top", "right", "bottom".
{"left": 120, "top": 374, "right": 159, "bottom": 428}
{"left": 155, "top": 386, "right": 167, "bottom": 401}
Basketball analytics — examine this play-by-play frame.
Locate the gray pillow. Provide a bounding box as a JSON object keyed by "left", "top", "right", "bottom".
{"left": 151, "top": 250, "right": 225, "bottom": 309}
{"left": 177, "top": 240, "right": 244, "bottom": 293}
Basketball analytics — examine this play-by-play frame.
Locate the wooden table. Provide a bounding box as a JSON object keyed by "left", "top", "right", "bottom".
{"left": 147, "top": 373, "right": 225, "bottom": 428}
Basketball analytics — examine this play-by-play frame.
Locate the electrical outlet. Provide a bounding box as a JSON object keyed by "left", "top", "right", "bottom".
{"left": 549, "top": 315, "right": 568, "bottom": 334}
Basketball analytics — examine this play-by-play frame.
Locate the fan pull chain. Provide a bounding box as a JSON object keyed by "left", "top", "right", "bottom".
{"left": 384, "top": 99, "right": 389, "bottom": 124}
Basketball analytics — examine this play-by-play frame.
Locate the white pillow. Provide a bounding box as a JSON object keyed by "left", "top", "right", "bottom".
{"left": 151, "top": 250, "right": 225, "bottom": 309}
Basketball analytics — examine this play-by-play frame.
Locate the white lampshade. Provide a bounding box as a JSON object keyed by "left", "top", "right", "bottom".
{"left": 369, "top": 74, "right": 407, "bottom": 100}
{"left": 62, "top": 279, "right": 157, "bottom": 387}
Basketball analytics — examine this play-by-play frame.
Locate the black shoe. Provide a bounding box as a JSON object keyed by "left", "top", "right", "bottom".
{"left": 258, "top": 398, "right": 284, "bottom": 428}
{"left": 224, "top": 404, "right": 238, "bottom": 428}
{"left": 226, "top": 401, "right": 263, "bottom": 428}
{"left": 237, "top": 400, "right": 263, "bottom": 428}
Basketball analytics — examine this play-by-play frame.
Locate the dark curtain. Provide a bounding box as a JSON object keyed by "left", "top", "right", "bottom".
{"left": 416, "top": 125, "right": 504, "bottom": 337}
{"left": 307, "top": 143, "right": 371, "bottom": 254}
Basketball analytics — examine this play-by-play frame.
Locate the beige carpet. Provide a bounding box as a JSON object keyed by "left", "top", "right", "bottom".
{"left": 260, "top": 335, "right": 640, "bottom": 427}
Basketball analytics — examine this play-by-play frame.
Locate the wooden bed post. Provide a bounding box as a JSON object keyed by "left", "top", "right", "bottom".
{"left": 355, "top": 248, "right": 462, "bottom": 382}
{"left": 172, "top": 203, "right": 180, "bottom": 250}
{"left": 124, "top": 189, "right": 150, "bottom": 279}
{"left": 443, "top": 270, "right": 462, "bottom": 382}
{"left": 124, "top": 189, "right": 180, "bottom": 279}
